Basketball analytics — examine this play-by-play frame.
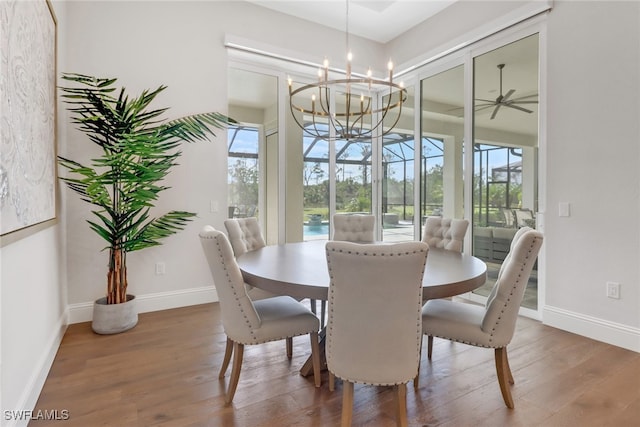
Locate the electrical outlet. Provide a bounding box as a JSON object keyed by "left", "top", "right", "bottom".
{"left": 606, "top": 282, "right": 620, "bottom": 299}
{"left": 155, "top": 262, "right": 166, "bottom": 275}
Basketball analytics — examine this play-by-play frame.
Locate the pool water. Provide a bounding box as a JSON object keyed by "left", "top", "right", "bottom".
{"left": 303, "top": 224, "right": 329, "bottom": 236}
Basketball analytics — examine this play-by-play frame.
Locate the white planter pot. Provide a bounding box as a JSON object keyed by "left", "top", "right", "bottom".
{"left": 92, "top": 294, "right": 138, "bottom": 334}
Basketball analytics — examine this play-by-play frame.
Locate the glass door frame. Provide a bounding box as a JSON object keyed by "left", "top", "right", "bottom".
{"left": 400, "top": 18, "right": 546, "bottom": 320}
{"left": 463, "top": 20, "right": 546, "bottom": 320}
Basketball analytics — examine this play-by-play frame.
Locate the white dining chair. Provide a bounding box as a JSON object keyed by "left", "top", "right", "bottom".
{"left": 417, "top": 227, "right": 543, "bottom": 408}
{"left": 199, "top": 226, "right": 321, "bottom": 404}
{"left": 326, "top": 213, "right": 376, "bottom": 328}
{"left": 331, "top": 213, "right": 375, "bottom": 243}
{"left": 226, "top": 217, "right": 324, "bottom": 335}
{"left": 224, "top": 217, "right": 306, "bottom": 367}
{"left": 421, "top": 216, "right": 469, "bottom": 253}
{"left": 325, "top": 240, "right": 428, "bottom": 426}
{"left": 224, "top": 217, "right": 275, "bottom": 300}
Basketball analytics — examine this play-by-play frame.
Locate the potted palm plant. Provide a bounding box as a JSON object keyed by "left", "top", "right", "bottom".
{"left": 59, "top": 73, "right": 233, "bottom": 334}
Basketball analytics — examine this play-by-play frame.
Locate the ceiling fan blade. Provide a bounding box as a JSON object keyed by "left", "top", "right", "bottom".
{"left": 475, "top": 104, "right": 496, "bottom": 113}
{"left": 510, "top": 100, "right": 538, "bottom": 104}
{"left": 475, "top": 98, "right": 496, "bottom": 103}
{"left": 512, "top": 94, "right": 538, "bottom": 100}
{"left": 490, "top": 104, "right": 502, "bottom": 120}
{"left": 503, "top": 103, "right": 533, "bottom": 114}
{"left": 501, "top": 89, "right": 515, "bottom": 102}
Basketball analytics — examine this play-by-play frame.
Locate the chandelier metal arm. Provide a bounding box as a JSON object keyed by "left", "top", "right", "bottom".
{"left": 289, "top": 78, "right": 406, "bottom": 117}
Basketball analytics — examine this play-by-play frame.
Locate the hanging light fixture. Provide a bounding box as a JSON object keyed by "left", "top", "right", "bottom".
{"left": 288, "top": 0, "right": 407, "bottom": 141}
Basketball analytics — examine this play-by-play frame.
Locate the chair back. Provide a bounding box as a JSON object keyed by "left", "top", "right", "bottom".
{"left": 224, "top": 217, "right": 266, "bottom": 257}
{"left": 331, "top": 214, "right": 375, "bottom": 242}
{"left": 325, "top": 241, "right": 428, "bottom": 385}
{"left": 421, "top": 217, "right": 469, "bottom": 252}
{"left": 482, "top": 227, "right": 543, "bottom": 346}
{"left": 199, "top": 226, "right": 261, "bottom": 340}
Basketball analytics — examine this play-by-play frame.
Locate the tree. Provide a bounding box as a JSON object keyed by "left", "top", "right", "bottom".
{"left": 58, "top": 73, "right": 232, "bottom": 304}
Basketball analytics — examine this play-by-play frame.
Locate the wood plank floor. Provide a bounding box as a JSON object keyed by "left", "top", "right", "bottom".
{"left": 30, "top": 303, "right": 639, "bottom": 426}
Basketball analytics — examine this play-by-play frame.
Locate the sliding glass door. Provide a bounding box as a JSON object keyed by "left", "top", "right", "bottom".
{"left": 471, "top": 33, "right": 540, "bottom": 312}
{"left": 420, "top": 64, "right": 466, "bottom": 240}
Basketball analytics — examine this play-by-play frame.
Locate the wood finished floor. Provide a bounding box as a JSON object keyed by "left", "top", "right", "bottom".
{"left": 31, "top": 303, "right": 639, "bottom": 427}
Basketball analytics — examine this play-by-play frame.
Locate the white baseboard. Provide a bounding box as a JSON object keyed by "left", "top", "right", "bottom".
{"left": 8, "top": 312, "right": 68, "bottom": 427}
{"left": 67, "top": 286, "right": 218, "bottom": 324}
{"left": 543, "top": 305, "right": 640, "bottom": 353}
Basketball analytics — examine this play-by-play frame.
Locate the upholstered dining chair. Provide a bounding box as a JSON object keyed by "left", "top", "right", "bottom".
{"left": 199, "top": 226, "right": 321, "bottom": 404}
{"left": 224, "top": 217, "right": 306, "bottom": 368}
{"left": 421, "top": 216, "right": 469, "bottom": 253}
{"left": 225, "top": 215, "right": 322, "bottom": 320}
{"left": 224, "top": 217, "right": 275, "bottom": 300}
{"left": 331, "top": 213, "right": 375, "bottom": 243}
{"left": 325, "top": 240, "right": 429, "bottom": 426}
{"left": 324, "top": 213, "right": 376, "bottom": 328}
{"left": 417, "top": 227, "right": 543, "bottom": 408}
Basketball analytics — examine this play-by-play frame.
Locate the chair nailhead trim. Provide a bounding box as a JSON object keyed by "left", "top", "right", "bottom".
{"left": 487, "top": 237, "right": 540, "bottom": 344}
{"left": 213, "top": 237, "right": 258, "bottom": 342}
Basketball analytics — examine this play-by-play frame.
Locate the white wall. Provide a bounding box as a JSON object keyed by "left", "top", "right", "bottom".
{"left": 3, "top": 0, "right": 638, "bottom": 422}
{"left": 1, "top": 2, "right": 69, "bottom": 423}
{"left": 543, "top": 0, "right": 639, "bottom": 340}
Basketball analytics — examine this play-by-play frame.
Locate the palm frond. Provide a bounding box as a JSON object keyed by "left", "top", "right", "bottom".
{"left": 58, "top": 73, "right": 237, "bottom": 302}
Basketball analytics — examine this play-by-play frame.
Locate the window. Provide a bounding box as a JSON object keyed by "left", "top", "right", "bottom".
{"left": 227, "top": 125, "right": 259, "bottom": 219}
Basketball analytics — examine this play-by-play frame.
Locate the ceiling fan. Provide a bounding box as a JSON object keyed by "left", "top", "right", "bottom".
{"left": 475, "top": 63, "right": 538, "bottom": 120}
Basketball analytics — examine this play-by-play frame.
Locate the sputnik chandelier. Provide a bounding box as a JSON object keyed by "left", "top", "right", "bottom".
{"left": 288, "top": 0, "right": 407, "bottom": 141}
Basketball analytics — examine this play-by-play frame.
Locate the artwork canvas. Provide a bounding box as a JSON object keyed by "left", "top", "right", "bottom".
{"left": 0, "top": 0, "right": 56, "bottom": 236}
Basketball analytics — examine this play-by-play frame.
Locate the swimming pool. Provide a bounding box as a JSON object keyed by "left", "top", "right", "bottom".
{"left": 303, "top": 223, "right": 329, "bottom": 237}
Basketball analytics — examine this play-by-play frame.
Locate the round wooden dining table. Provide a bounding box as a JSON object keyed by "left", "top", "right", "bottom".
{"left": 237, "top": 239, "right": 487, "bottom": 377}
{"left": 236, "top": 239, "right": 488, "bottom": 302}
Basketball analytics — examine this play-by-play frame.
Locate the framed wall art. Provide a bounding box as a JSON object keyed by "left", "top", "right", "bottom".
{"left": 0, "top": 0, "right": 57, "bottom": 237}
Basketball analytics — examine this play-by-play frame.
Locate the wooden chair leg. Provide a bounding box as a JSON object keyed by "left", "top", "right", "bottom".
{"left": 329, "top": 371, "right": 335, "bottom": 391}
{"left": 320, "top": 301, "right": 326, "bottom": 328}
{"left": 341, "top": 381, "right": 354, "bottom": 426}
{"left": 495, "top": 347, "right": 514, "bottom": 409}
{"left": 427, "top": 335, "right": 434, "bottom": 360}
{"left": 414, "top": 335, "right": 423, "bottom": 390}
{"left": 504, "top": 347, "right": 515, "bottom": 384}
{"left": 310, "top": 299, "right": 317, "bottom": 314}
{"left": 286, "top": 337, "right": 293, "bottom": 359}
{"left": 225, "top": 342, "right": 244, "bottom": 405}
{"left": 218, "top": 337, "right": 233, "bottom": 379}
{"left": 395, "top": 383, "right": 408, "bottom": 427}
{"left": 310, "top": 332, "right": 321, "bottom": 387}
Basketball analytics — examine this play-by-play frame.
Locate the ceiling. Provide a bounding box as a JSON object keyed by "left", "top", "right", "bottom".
{"left": 247, "top": 0, "right": 460, "bottom": 43}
